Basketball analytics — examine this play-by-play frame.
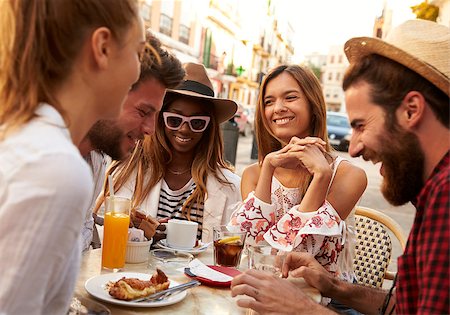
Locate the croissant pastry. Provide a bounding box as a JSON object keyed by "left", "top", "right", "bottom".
{"left": 108, "top": 268, "right": 170, "bottom": 301}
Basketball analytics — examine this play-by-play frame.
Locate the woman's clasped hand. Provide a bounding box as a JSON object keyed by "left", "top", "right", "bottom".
{"left": 268, "top": 136, "right": 330, "bottom": 174}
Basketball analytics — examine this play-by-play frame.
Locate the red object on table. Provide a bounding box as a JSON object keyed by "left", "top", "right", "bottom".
{"left": 184, "top": 265, "right": 241, "bottom": 287}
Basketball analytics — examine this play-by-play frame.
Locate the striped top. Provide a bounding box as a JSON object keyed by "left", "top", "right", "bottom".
{"left": 158, "top": 178, "right": 204, "bottom": 239}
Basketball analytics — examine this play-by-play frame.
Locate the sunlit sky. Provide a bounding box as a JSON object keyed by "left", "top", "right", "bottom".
{"left": 285, "top": 0, "right": 417, "bottom": 61}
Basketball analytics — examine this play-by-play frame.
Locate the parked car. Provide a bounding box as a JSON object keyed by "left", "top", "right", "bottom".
{"left": 326, "top": 111, "right": 351, "bottom": 151}
{"left": 234, "top": 105, "right": 254, "bottom": 137}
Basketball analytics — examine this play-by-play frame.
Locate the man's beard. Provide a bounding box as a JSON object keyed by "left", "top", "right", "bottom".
{"left": 86, "top": 120, "right": 124, "bottom": 160}
{"left": 366, "top": 129, "right": 425, "bottom": 206}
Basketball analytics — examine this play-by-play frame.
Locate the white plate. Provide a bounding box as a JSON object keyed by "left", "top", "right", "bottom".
{"left": 156, "top": 239, "right": 210, "bottom": 254}
{"left": 85, "top": 272, "right": 187, "bottom": 308}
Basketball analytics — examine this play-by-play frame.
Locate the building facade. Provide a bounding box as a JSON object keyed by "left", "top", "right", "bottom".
{"left": 138, "top": 0, "right": 295, "bottom": 110}
{"left": 322, "top": 45, "right": 348, "bottom": 112}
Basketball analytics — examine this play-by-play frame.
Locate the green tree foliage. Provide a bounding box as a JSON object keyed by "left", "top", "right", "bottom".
{"left": 411, "top": 1, "right": 439, "bottom": 21}
{"left": 305, "top": 62, "right": 322, "bottom": 81}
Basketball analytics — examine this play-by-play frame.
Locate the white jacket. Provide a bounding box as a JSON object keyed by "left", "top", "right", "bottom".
{"left": 115, "top": 168, "right": 242, "bottom": 242}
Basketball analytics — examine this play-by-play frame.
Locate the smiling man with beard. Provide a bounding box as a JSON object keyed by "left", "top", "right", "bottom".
{"left": 360, "top": 123, "right": 425, "bottom": 207}
{"left": 334, "top": 20, "right": 449, "bottom": 314}
{"left": 85, "top": 119, "right": 125, "bottom": 161}
{"left": 230, "top": 19, "right": 449, "bottom": 315}
{"left": 78, "top": 32, "right": 185, "bottom": 251}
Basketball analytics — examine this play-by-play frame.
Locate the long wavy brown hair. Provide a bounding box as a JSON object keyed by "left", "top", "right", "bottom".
{"left": 95, "top": 94, "right": 233, "bottom": 219}
{"left": 255, "top": 64, "right": 332, "bottom": 194}
{"left": 0, "top": 0, "right": 138, "bottom": 140}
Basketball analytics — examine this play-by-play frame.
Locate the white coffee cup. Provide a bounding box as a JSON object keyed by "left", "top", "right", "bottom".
{"left": 166, "top": 219, "right": 198, "bottom": 249}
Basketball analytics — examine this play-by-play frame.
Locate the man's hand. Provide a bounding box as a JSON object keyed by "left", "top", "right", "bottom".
{"left": 231, "top": 269, "right": 334, "bottom": 315}
{"left": 282, "top": 252, "right": 336, "bottom": 298}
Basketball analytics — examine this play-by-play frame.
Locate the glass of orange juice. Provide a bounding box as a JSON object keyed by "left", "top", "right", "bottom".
{"left": 101, "top": 196, "right": 131, "bottom": 271}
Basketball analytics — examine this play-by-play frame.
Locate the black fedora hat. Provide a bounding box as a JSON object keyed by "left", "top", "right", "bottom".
{"left": 166, "top": 63, "right": 238, "bottom": 123}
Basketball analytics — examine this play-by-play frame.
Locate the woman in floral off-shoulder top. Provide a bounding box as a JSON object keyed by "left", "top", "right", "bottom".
{"left": 229, "top": 65, "right": 367, "bottom": 287}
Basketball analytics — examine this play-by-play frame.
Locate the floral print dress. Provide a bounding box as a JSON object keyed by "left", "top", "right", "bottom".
{"left": 229, "top": 157, "right": 356, "bottom": 282}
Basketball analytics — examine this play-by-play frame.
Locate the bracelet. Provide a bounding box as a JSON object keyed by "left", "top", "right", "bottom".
{"left": 380, "top": 274, "right": 397, "bottom": 315}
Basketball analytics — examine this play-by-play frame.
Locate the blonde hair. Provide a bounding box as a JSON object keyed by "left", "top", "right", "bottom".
{"left": 255, "top": 64, "right": 332, "bottom": 194}
{"left": 0, "top": 0, "right": 138, "bottom": 139}
{"left": 95, "top": 95, "right": 233, "bottom": 220}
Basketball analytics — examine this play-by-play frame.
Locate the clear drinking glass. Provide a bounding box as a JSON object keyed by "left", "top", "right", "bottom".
{"left": 248, "top": 244, "right": 286, "bottom": 276}
{"left": 101, "top": 196, "right": 131, "bottom": 271}
{"left": 213, "top": 225, "right": 246, "bottom": 268}
{"left": 148, "top": 249, "right": 193, "bottom": 275}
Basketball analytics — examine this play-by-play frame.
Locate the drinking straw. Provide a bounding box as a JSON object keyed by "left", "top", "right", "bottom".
{"left": 108, "top": 175, "right": 116, "bottom": 214}
{"left": 108, "top": 175, "right": 115, "bottom": 198}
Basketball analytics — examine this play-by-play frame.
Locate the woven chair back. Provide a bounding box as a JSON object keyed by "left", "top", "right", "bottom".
{"left": 353, "top": 215, "right": 393, "bottom": 288}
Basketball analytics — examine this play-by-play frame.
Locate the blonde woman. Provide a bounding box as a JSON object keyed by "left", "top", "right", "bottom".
{"left": 0, "top": 0, "right": 145, "bottom": 313}
{"left": 229, "top": 65, "right": 367, "bottom": 294}
{"left": 96, "top": 63, "right": 241, "bottom": 243}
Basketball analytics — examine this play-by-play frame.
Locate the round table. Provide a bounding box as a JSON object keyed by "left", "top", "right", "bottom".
{"left": 74, "top": 248, "right": 250, "bottom": 314}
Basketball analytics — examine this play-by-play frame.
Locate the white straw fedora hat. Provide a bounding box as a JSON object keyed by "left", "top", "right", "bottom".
{"left": 165, "top": 63, "right": 238, "bottom": 123}
{"left": 344, "top": 19, "right": 450, "bottom": 97}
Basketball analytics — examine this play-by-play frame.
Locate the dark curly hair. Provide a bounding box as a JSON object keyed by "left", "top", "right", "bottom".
{"left": 131, "top": 32, "right": 185, "bottom": 90}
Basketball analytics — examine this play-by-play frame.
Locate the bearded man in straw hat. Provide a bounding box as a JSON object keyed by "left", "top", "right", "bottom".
{"left": 230, "top": 19, "right": 449, "bottom": 315}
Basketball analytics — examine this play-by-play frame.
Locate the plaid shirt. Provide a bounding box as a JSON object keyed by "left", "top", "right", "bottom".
{"left": 396, "top": 151, "right": 449, "bottom": 314}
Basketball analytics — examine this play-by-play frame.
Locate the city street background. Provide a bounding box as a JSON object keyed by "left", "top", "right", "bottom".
{"left": 233, "top": 133, "right": 415, "bottom": 282}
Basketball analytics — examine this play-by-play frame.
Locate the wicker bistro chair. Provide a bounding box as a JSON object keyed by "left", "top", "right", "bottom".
{"left": 353, "top": 206, "right": 407, "bottom": 288}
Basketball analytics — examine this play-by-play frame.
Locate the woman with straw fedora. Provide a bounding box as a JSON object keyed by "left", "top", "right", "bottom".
{"left": 230, "top": 19, "right": 449, "bottom": 315}
{"left": 95, "top": 63, "right": 241, "bottom": 243}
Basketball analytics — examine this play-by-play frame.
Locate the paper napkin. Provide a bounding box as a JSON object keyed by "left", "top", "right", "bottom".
{"left": 188, "top": 259, "right": 233, "bottom": 282}
{"left": 128, "top": 227, "right": 145, "bottom": 242}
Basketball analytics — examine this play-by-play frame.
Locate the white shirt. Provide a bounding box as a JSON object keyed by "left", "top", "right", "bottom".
{"left": 81, "top": 151, "right": 111, "bottom": 251}
{"left": 0, "top": 104, "right": 93, "bottom": 315}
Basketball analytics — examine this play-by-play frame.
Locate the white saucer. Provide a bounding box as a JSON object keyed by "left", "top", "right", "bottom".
{"left": 156, "top": 239, "right": 210, "bottom": 255}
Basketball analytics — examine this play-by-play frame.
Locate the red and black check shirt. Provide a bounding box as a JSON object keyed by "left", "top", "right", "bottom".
{"left": 396, "top": 151, "right": 449, "bottom": 314}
